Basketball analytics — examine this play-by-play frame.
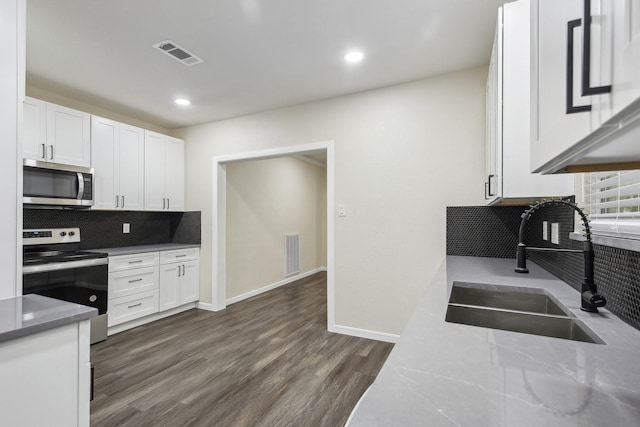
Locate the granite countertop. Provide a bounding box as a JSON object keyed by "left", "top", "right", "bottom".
{"left": 0, "top": 294, "right": 97, "bottom": 343}
{"left": 88, "top": 243, "right": 200, "bottom": 256}
{"left": 348, "top": 256, "right": 640, "bottom": 427}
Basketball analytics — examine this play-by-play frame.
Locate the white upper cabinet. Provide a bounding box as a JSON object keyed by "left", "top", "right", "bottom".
{"left": 23, "top": 97, "right": 91, "bottom": 167}
{"left": 486, "top": 0, "right": 573, "bottom": 204}
{"left": 23, "top": 97, "right": 47, "bottom": 161}
{"left": 531, "top": 0, "right": 640, "bottom": 173}
{"left": 485, "top": 7, "right": 502, "bottom": 203}
{"left": 608, "top": 1, "right": 640, "bottom": 118}
{"left": 165, "top": 136, "right": 185, "bottom": 211}
{"left": 118, "top": 124, "right": 146, "bottom": 210}
{"left": 144, "top": 131, "right": 185, "bottom": 211}
{"left": 91, "top": 116, "right": 144, "bottom": 210}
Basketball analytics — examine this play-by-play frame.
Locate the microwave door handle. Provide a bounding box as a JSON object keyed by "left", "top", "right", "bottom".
{"left": 77, "top": 173, "right": 85, "bottom": 199}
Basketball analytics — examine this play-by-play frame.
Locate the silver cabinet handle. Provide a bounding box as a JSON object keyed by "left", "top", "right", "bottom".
{"left": 49, "top": 145, "right": 54, "bottom": 160}
{"left": 122, "top": 195, "right": 125, "bottom": 208}
{"left": 128, "top": 278, "right": 143, "bottom": 283}
{"left": 175, "top": 254, "right": 186, "bottom": 258}
{"left": 128, "top": 303, "right": 142, "bottom": 309}
{"left": 167, "top": 198, "right": 170, "bottom": 210}
{"left": 163, "top": 198, "right": 166, "bottom": 209}
{"left": 115, "top": 195, "right": 119, "bottom": 208}
{"left": 41, "top": 143, "right": 46, "bottom": 159}
{"left": 177, "top": 265, "right": 181, "bottom": 277}
{"left": 128, "top": 260, "right": 143, "bottom": 264}
{"left": 182, "top": 265, "right": 185, "bottom": 276}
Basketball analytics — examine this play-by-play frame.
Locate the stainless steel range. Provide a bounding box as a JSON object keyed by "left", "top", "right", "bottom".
{"left": 22, "top": 227, "right": 108, "bottom": 344}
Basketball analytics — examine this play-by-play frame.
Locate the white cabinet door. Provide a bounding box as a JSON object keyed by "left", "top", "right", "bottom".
{"left": 181, "top": 260, "right": 200, "bottom": 304}
{"left": 144, "top": 131, "right": 185, "bottom": 211}
{"left": 531, "top": 0, "right": 619, "bottom": 172}
{"left": 159, "top": 263, "right": 181, "bottom": 311}
{"left": 118, "top": 124, "right": 145, "bottom": 210}
{"left": 91, "top": 116, "right": 118, "bottom": 210}
{"left": 144, "top": 131, "right": 166, "bottom": 210}
{"left": 165, "top": 137, "right": 185, "bottom": 211}
{"left": 23, "top": 97, "right": 47, "bottom": 162}
{"left": 532, "top": 0, "right": 598, "bottom": 171}
{"left": 46, "top": 103, "right": 91, "bottom": 167}
{"left": 92, "top": 117, "right": 144, "bottom": 211}
{"left": 485, "top": 8, "right": 502, "bottom": 203}
{"left": 609, "top": 1, "right": 640, "bottom": 118}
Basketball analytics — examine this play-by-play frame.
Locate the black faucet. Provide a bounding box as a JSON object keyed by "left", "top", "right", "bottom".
{"left": 514, "top": 199, "right": 606, "bottom": 313}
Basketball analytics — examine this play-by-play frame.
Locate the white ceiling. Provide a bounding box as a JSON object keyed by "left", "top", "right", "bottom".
{"left": 27, "top": 0, "right": 509, "bottom": 130}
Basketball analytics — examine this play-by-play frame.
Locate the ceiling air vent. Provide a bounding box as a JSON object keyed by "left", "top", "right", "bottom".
{"left": 152, "top": 40, "right": 204, "bottom": 67}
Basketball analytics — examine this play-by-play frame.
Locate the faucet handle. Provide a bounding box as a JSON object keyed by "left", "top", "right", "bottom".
{"left": 581, "top": 291, "right": 606, "bottom": 312}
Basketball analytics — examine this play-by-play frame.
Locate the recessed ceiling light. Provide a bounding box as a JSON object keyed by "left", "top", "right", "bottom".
{"left": 175, "top": 98, "right": 191, "bottom": 106}
{"left": 344, "top": 51, "right": 364, "bottom": 63}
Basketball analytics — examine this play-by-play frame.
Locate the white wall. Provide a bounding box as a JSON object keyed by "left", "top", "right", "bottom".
{"left": 226, "top": 156, "right": 326, "bottom": 300}
{"left": 176, "top": 67, "right": 489, "bottom": 336}
{"left": 0, "top": 0, "right": 23, "bottom": 299}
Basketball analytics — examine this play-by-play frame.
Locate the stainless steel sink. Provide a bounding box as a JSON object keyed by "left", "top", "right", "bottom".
{"left": 445, "top": 282, "right": 605, "bottom": 344}
{"left": 449, "top": 282, "right": 569, "bottom": 316}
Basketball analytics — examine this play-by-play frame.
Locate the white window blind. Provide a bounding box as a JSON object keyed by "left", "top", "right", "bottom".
{"left": 582, "top": 170, "right": 640, "bottom": 239}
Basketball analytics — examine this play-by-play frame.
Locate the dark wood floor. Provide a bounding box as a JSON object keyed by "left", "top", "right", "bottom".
{"left": 90, "top": 272, "right": 394, "bottom": 427}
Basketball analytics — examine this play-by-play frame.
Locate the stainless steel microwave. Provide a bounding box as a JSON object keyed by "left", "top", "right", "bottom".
{"left": 23, "top": 159, "right": 94, "bottom": 208}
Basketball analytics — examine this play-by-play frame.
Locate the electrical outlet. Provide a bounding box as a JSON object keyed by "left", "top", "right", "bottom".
{"left": 551, "top": 223, "right": 559, "bottom": 244}
{"left": 338, "top": 204, "right": 346, "bottom": 217}
{"left": 542, "top": 221, "right": 548, "bottom": 241}
{"left": 123, "top": 223, "right": 130, "bottom": 234}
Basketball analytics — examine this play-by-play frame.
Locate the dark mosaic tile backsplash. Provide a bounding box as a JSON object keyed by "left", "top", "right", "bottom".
{"left": 24, "top": 208, "right": 201, "bottom": 249}
{"left": 447, "top": 202, "right": 640, "bottom": 331}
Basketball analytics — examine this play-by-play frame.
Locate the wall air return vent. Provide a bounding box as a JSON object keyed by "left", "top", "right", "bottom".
{"left": 284, "top": 233, "right": 300, "bottom": 277}
{"left": 152, "top": 40, "right": 204, "bottom": 67}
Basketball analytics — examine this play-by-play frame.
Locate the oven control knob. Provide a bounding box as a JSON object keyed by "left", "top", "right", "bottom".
{"left": 89, "top": 295, "right": 97, "bottom": 303}
{"left": 60, "top": 231, "right": 67, "bottom": 237}
{"left": 69, "top": 231, "right": 75, "bottom": 237}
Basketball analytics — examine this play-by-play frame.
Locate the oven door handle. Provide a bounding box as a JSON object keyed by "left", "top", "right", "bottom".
{"left": 22, "top": 257, "right": 108, "bottom": 275}
{"left": 77, "top": 173, "right": 85, "bottom": 200}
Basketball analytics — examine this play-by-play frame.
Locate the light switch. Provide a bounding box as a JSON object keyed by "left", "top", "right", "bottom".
{"left": 338, "top": 204, "right": 346, "bottom": 217}
{"left": 551, "top": 223, "right": 559, "bottom": 245}
{"left": 542, "top": 221, "right": 548, "bottom": 241}
{"left": 123, "top": 223, "right": 130, "bottom": 234}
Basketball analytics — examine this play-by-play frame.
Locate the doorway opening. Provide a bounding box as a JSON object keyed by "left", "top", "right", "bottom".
{"left": 211, "top": 141, "right": 335, "bottom": 330}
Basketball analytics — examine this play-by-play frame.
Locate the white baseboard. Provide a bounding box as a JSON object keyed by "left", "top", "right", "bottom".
{"left": 329, "top": 324, "right": 399, "bottom": 343}
{"left": 107, "top": 303, "right": 197, "bottom": 336}
{"left": 196, "top": 301, "right": 219, "bottom": 312}
{"left": 226, "top": 267, "right": 326, "bottom": 306}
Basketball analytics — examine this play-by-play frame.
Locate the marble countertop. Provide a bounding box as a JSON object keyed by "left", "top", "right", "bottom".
{"left": 0, "top": 294, "right": 97, "bottom": 343}
{"left": 88, "top": 243, "right": 200, "bottom": 256}
{"left": 348, "top": 256, "right": 640, "bottom": 427}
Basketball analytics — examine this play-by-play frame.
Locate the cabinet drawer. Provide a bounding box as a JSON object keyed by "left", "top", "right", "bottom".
{"left": 109, "top": 252, "right": 159, "bottom": 272}
{"left": 109, "top": 266, "right": 159, "bottom": 300}
{"left": 160, "top": 248, "right": 199, "bottom": 264}
{"left": 108, "top": 290, "right": 158, "bottom": 327}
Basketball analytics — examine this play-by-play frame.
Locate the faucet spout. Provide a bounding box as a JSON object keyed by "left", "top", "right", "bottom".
{"left": 514, "top": 199, "right": 606, "bottom": 313}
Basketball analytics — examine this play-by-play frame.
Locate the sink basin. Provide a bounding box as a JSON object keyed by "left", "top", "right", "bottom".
{"left": 449, "top": 282, "right": 569, "bottom": 316}
{"left": 445, "top": 282, "right": 605, "bottom": 344}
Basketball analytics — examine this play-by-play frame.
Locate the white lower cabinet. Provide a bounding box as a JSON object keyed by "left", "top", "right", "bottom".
{"left": 108, "top": 248, "right": 199, "bottom": 329}
{"left": 159, "top": 249, "right": 200, "bottom": 311}
{"left": 0, "top": 321, "right": 91, "bottom": 427}
{"left": 108, "top": 253, "right": 160, "bottom": 327}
